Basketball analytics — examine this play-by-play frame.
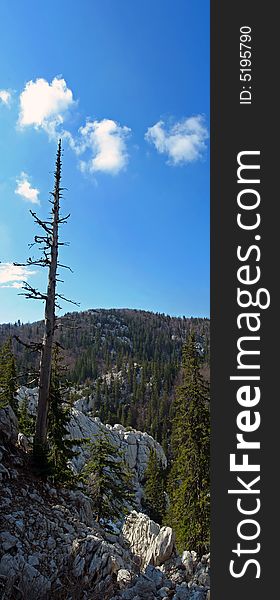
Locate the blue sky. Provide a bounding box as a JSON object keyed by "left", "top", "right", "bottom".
{"left": 0, "top": 0, "right": 209, "bottom": 324}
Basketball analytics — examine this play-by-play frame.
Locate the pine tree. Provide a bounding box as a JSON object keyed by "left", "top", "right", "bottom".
{"left": 18, "top": 394, "right": 35, "bottom": 437}
{"left": 81, "top": 433, "right": 135, "bottom": 524}
{"left": 47, "top": 346, "right": 78, "bottom": 484}
{"left": 0, "top": 337, "right": 17, "bottom": 412}
{"left": 166, "top": 333, "right": 210, "bottom": 555}
{"left": 143, "top": 448, "right": 166, "bottom": 525}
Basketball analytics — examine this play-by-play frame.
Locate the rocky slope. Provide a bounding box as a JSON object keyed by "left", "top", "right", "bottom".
{"left": 16, "top": 386, "right": 167, "bottom": 507}
{"left": 0, "top": 406, "right": 210, "bottom": 600}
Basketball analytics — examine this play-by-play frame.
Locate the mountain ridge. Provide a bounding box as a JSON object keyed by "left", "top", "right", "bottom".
{"left": 0, "top": 308, "right": 210, "bottom": 448}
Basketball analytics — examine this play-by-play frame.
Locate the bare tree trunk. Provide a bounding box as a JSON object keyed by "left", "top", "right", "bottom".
{"left": 14, "top": 140, "right": 77, "bottom": 464}
{"left": 34, "top": 141, "right": 62, "bottom": 453}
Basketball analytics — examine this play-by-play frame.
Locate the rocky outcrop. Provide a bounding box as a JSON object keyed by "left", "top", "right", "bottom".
{"left": 122, "top": 512, "right": 176, "bottom": 568}
{"left": 68, "top": 408, "right": 167, "bottom": 479}
{"left": 16, "top": 386, "right": 167, "bottom": 505}
{"left": 0, "top": 404, "right": 210, "bottom": 600}
{"left": 119, "top": 512, "right": 210, "bottom": 599}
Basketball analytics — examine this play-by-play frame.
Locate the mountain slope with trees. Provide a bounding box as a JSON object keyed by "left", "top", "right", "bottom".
{"left": 0, "top": 308, "right": 209, "bottom": 449}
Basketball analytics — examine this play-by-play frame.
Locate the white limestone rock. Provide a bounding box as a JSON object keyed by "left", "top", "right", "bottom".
{"left": 17, "top": 432, "right": 29, "bottom": 451}
{"left": 117, "top": 568, "right": 133, "bottom": 588}
{"left": 122, "top": 512, "right": 176, "bottom": 569}
{"left": 149, "top": 526, "right": 175, "bottom": 567}
{"left": 16, "top": 386, "right": 38, "bottom": 416}
{"left": 15, "top": 387, "right": 167, "bottom": 505}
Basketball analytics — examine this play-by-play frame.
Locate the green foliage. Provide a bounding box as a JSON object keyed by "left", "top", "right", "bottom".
{"left": 143, "top": 448, "right": 166, "bottom": 525}
{"left": 47, "top": 346, "right": 78, "bottom": 485}
{"left": 81, "top": 433, "right": 135, "bottom": 524}
{"left": 0, "top": 337, "right": 17, "bottom": 412}
{"left": 18, "top": 394, "right": 35, "bottom": 437}
{"left": 166, "top": 333, "right": 210, "bottom": 555}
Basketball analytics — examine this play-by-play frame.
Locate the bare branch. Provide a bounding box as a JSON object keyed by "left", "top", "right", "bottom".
{"left": 30, "top": 210, "right": 52, "bottom": 234}
{"left": 19, "top": 282, "right": 47, "bottom": 301}
{"left": 26, "top": 377, "right": 39, "bottom": 386}
{"left": 26, "top": 257, "right": 50, "bottom": 268}
{"left": 57, "top": 262, "right": 73, "bottom": 272}
{"left": 13, "top": 261, "right": 29, "bottom": 268}
{"left": 16, "top": 371, "right": 40, "bottom": 381}
{"left": 13, "top": 335, "right": 42, "bottom": 352}
{"left": 55, "top": 292, "right": 80, "bottom": 306}
{"left": 14, "top": 256, "right": 50, "bottom": 269}
{"left": 58, "top": 213, "right": 71, "bottom": 224}
{"left": 54, "top": 340, "right": 65, "bottom": 350}
{"left": 34, "top": 235, "right": 51, "bottom": 244}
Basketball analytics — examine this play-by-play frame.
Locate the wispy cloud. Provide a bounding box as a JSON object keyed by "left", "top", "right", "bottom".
{"left": 76, "top": 118, "right": 131, "bottom": 175}
{"left": 0, "top": 263, "right": 36, "bottom": 289}
{"left": 145, "top": 115, "right": 208, "bottom": 165}
{"left": 18, "top": 77, "right": 74, "bottom": 138}
{"left": 15, "top": 172, "right": 40, "bottom": 204}
{"left": 0, "top": 90, "right": 11, "bottom": 106}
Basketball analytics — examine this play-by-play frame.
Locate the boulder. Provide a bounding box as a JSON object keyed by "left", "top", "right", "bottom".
{"left": 0, "top": 406, "right": 18, "bottom": 444}
{"left": 117, "top": 568, "right": 132, "bottom": 588}
{"left": 144, "top": 564, "right": 165, "bottom": 588}
{"left": 150, "top": 527, "right": 175, "bottom": 567}
{"left": 0, "top": 531, "right": 18, "bottom": 552}
{"left": 18, "top": 432, "right": 29, "bottom": 451}
{"left": 122, "top": 512, "right": 176, "bottom": 569}
{"left": 173, "top": 582, "right": 190, "bottom": 599}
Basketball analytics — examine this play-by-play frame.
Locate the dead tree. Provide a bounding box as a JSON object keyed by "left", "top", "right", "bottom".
{"left": 15, "top": 140, "right": 78, "bottom": 460}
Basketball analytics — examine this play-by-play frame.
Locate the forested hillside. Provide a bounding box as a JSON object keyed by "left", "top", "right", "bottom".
{"left": 0, "top": 309, "right": 209, "bottom": 450}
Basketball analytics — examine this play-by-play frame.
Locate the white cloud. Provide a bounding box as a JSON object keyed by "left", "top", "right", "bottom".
{"left": 0, "top": 90, "right": 11, "bottom": 106}
{"left": 15, "top": 172, "right": 40, "bottom": 204}
{"left": 17, "top": 75, "right": 130, "bottom": 176}
{"left": 0, "top": 263, "right": 36, "bottom": 289}
{"left": 74, "top": 118, "right": 131, "bottom": 175}
{"left": 145, "top": 115, "right": 208, "bottom": 165}
{"left": 18, "top": 77, "right": 74, "bottom": 137}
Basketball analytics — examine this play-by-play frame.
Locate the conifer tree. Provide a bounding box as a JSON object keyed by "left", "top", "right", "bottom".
{"left": 81, "top": 433, "right": 135, "bottom": 524}
{"left": 47, "top": 345, "right": 78, "bottom": 484}
{"left": 166, "top": 333, "right": 210, "bottom": 555}
{"left": 18, "top": 394, "right": 35, "bottom": 437}
{"left": 0, "top": 337, "right": 17, "bottom": 412}
{"left": 143, "top": 448, "right": 166, "bottom": 525}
